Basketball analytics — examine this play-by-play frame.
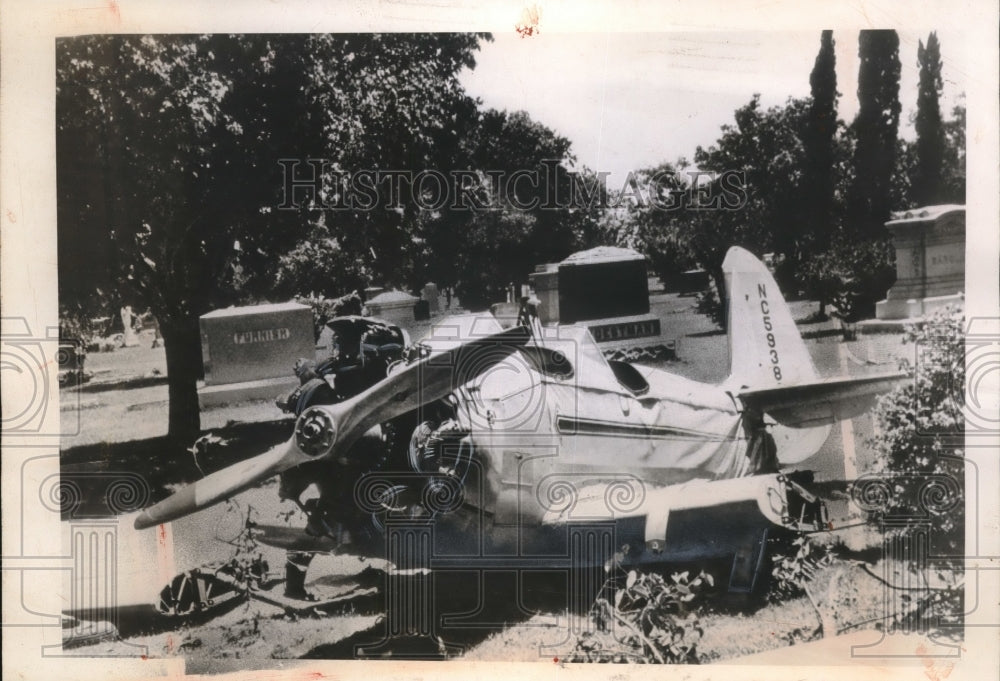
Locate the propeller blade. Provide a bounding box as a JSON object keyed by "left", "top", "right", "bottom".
{"left": 133, "top": 437, "right": 308, "bottom": 529}
{"left": 133, "top": 325, "right": 530, "bottom": 530}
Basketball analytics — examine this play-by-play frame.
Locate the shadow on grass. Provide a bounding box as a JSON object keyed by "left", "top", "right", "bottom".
{"left": 69, "top": 598, "right": 249, "bottom": 642}
{"left": 73, "top": 375, "right": 170, "bottom": 394}
{"left": 800, "top": 328, "right": 846, "bottom": 341}
{"left": 60, "top": 418, "right": 294, "bottom": 520}
{"left": 302, "top": 570, "right": 575, "bottom": 660}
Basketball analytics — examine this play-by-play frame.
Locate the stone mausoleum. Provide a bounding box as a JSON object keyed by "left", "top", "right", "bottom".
{"left": 876, "top": 205, "right": 965, "bottom": 320}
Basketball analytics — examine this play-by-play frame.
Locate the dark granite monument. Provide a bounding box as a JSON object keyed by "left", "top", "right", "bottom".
{"left": 528, "top": 246, "right": 666, "bottom": 353}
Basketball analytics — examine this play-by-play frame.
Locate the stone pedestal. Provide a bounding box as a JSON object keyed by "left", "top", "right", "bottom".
{"left": 198, "top": 301, "right": 315, "bottom": 408}
{"left": 876, "top": 205, "right": 965, "bottom": 320}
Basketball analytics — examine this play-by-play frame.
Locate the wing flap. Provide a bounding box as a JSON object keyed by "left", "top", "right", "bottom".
{"left": 737, "top": 372, "right": 907, "bottom": 428}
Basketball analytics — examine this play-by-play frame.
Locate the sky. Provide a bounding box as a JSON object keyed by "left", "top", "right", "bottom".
{"left": 460, "top": 30, "right": 967, "bottom": 185}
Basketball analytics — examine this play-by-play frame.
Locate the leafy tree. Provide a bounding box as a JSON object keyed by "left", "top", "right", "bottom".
{"left": 941, "top": 100, "right": 966, "bottom": 203}
{"left": 301, "top": 33, "right": 487, "bottom": 292}
{"left": 845, "top": 310, "right": 969, "bottom": 627}
{"left": 272, "top": 220, "right": 373, "bottom": 300}
{"left": 690, "top": 95, "right": 810, "bottom": 313}
{"left": 59, "top": 35, "right": 287, "bottom": 443}
{"left": 448, "top": 108, "right": 598, "bottom": 308}
{"left": 846, "top": 30, "right": 902, "bottom": 239}
{"left": 613, "top": 160, "right": 696, "bottom": 290}
{"left": 454, "top": 209, "right": 540, "bottom": 311}
{"left": 797, "top": 235, "right": 895, "bottom": 325}
{"left": 912, "top": 32, "right": 946, "bottom": 206}
{"left": 57, "top": 34, "right": 490, "bottom": 442}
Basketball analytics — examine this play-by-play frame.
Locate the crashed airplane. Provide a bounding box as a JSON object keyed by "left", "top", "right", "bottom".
{"left": 135, "top": 246, "right": 903, "bottom": 600}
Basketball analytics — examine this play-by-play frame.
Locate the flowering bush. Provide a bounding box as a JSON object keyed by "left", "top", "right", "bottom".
{"left": 868, "top": 305, "right": 965, "bottom": 546}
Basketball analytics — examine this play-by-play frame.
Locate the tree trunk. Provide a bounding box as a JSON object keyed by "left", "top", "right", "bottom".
{"left": 160, "top": 315, "right": 203, "bottom": 444}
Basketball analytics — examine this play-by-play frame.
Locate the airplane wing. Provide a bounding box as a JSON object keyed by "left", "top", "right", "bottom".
{"left": 736, "top": 372, "right": 907, "bottom": 428}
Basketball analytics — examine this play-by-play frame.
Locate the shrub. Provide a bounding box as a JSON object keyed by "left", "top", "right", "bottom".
{"left": 568, "top": 569, "right": 711, "bottom": 664}
{"left": 859, "top": 305, "right": 965, "bottom": 635}
{"left": 866, "top": 305, "right": 965, "bottom": 548}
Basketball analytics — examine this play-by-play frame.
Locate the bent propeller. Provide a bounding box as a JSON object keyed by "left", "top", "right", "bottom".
{"left": 134, "top": 325, "right": 530, "bottom": 529}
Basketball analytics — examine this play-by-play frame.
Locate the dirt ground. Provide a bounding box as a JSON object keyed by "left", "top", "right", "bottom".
{"left": 59, "top": 293, "right": 949, "bottom": 668}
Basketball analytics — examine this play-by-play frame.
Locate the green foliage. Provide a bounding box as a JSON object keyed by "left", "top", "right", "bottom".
{"left": 693, "top": 95, "right": 810, "bottom": 273}
{"left": 912, "top": 32, "right": 946, "bottom": 206}
{"left": 448, "top": 109, "right": 604, "bottom": 309}
{"left": 941, "top": 100, "right": 966, "bottom": 203}
{"left": 868, "top": 306, "right": 965, "bottom": 545}
{"left": 274, "top": 222, "right": 372, "bottom": 301}
{"left": 799, "top": 236, "right": 896, "bottom": 324}
{"left": 454, "top": 209, "right": 539, "bottom": 311}
{"left": 568, "top": 569, "right": 712, "bottom": 664}
{"left": 801, "top": 30, "right": 840, "bottom": 256}
{"left": 57, "top": 34, "right": 489, "bottom": 438}
{"left": 769, "top": 536, "right": 834, "bottom": 602}
{"left": 847, "top": 30, "right": 902, "bottom": 239}
{"left": 613, "top": 161, "right": 696, "bottom": 289}
{"left": 694, "top": 286, "right": 725, "bottom": 330}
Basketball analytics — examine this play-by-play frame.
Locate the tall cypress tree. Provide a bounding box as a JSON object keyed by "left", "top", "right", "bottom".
{"left": 913, "top": 32, "right": 945, "bottom": 206}
{"left": 847, "top": 29, "right": 902, "bottom": 238}
{"left": 803, "top": 30, "right": 839, "bottom": 252}
{"left": 799, "top": 30, "right": 839, "bottom": 316}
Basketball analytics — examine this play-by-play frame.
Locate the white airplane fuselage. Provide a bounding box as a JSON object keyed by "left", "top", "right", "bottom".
{"left": 440, "top": 326, "right": 781, "bottom": 526}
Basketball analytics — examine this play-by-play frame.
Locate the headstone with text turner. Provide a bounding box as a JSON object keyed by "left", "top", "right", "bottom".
{"left": 198, "top": 301, "right": 314, "bottom": 408}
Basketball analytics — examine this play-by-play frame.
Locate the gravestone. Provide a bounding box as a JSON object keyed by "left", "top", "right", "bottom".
{"left": 198, "top": 301, "right": 315, "bottom": 408}
{"left": 528, "top": 264, "right": 560, "bottom": 325}
{"left": 120, "top": 306, "right": 140, "bottom": 347}
{"left": 421, "top": 282, "right": 441, "bottom": 313}
{"left": 876, "top": 205, "right": 965, "bottom": 320}
{"left": 558, "top": 246, "right": 650, "bottom": 323}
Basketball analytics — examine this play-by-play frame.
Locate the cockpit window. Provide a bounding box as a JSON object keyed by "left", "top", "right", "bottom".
{"left": 608, "top": 360, "right": 649, "bottom": 396}
{"left": 521, "top": 346, "right": 574, "bottom": 379}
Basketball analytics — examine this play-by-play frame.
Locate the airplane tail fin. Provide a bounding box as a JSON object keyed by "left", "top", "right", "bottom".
{"left": 721, "top": 247, "right": 906, "bottom": 465}
{"left": 723, "top": 246, "right": 817, "bottom": 390}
